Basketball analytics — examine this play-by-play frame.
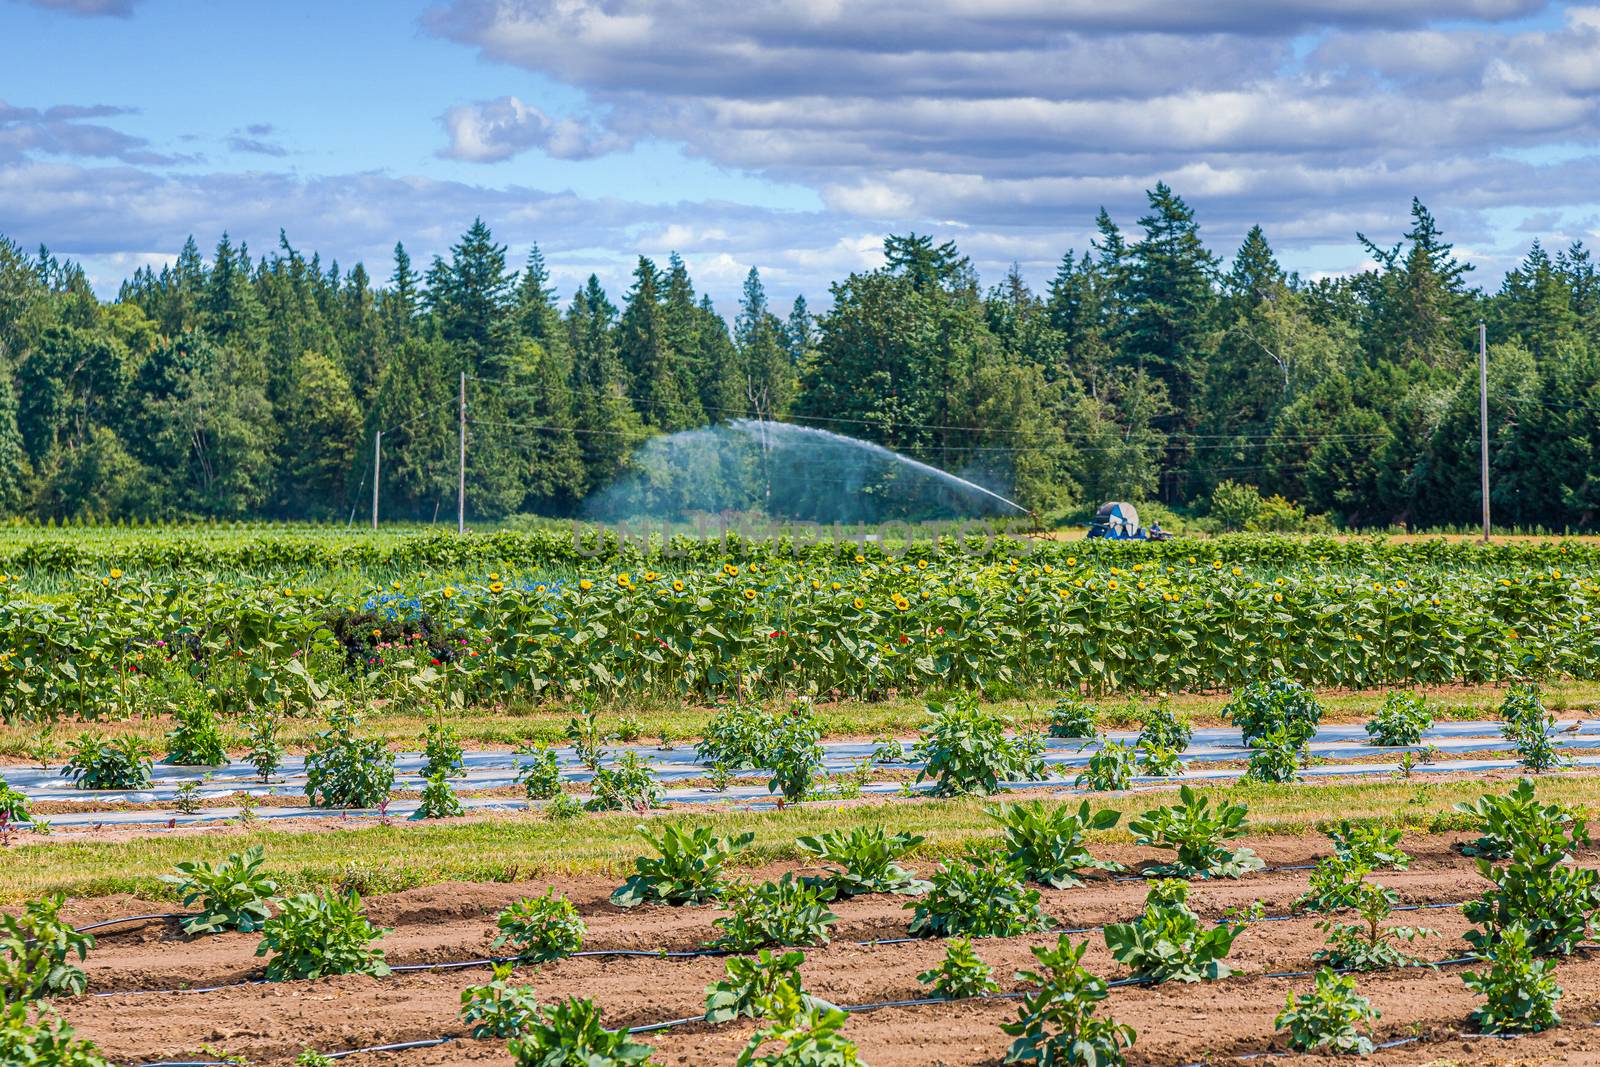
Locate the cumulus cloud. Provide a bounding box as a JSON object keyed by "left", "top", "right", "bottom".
{"left": 438, "top": 95, "right": 630, "bottom": 162}
{"left": 0, "top": 100, "right": 179, "bottom": 164}
{"left": 17, "top": 0, "right": 139, "bottom": 15}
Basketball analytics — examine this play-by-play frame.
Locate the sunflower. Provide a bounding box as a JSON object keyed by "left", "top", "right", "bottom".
{"left": 852, "top": 597, "right": 865, "bottom": 610}
{"left": 743, "top": 588, "right": 758, "bottom": 601}
{"left": 672, "top": 579, "right": 685, "bottom": 592}
{"left": 109, "top": 568, "right": 123, "bottom": 580}
{"left": 578, "top": 579, "right": 593, "bottom": 591}
{"left": 490, "top": 581, "right": 505, "bottom": 593}
{"left": 893, "top": 595, "right": 910, "bottom": 611}
{"left": 616, "top": 573, "right": 632, "bottom": 589}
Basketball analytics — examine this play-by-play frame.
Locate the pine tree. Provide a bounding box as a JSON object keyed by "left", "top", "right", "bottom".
{"left": 618, "top": 258, "right": 694, "bottom": 430}
{"left": 736, "top": 267, "right": 794, "bottom": 420}
{"left": 568, "top": 276, "right": 643, "bottom": 491}
{"left": 1121, "top": 182, "right": 1219, "bottom": 421}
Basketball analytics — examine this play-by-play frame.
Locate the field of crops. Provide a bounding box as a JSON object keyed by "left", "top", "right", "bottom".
{"left": 3, "top": 527, "right": 1600, "bottom": 1066}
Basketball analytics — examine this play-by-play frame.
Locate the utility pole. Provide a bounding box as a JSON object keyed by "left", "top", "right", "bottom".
{"left": 371, "top": 430, "right": 381, "bottom": 530}
{"left": 1478, "top": 321, "right": 1490, "bottom": 543}
{"left": 457, "top": 371, "right": 467, "bottom": 534}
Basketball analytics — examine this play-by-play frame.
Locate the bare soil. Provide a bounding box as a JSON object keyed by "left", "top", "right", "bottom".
{"left": 50, "top": 831, "right": 1600, "bottom": 1066}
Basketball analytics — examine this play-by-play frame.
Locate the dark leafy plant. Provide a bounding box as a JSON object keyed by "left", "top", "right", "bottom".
{"left": 0, "top": 894, "right": 94, "bottom": 1000}
{"left": 1274, "top": 968, "right": 1378, "bottom": 1054}
{"left": 461, "top": 962, "right": 541, "bottom": 1038}
{"left": 244, "top": 708, "right": 284, "bottom": 783}
{"left": 0, "top": 1002, "right": 113, "bottom": 1067}
{"left": 906, "top": 854, "right": 1052, "bottom": 938}
{"left": 1500, "top": 684, "right": 1566, "bottom": 773}
{"left": 1222, "top": 678, "right": 1322, "bottom": 746}
{"left": 1462, "top": 846, "right": 1600, "bottom": 958}
{"left": 1326, "top": 821, "right": 1410, "bottom": 871}
{"left": 1074, "top": 739, "right": 1137, "bottom": 791}
{"left": 868, "top": 736, "right": 908, "bottom": 764}
{"left": 914, "top": 694, "right": 1046, "bottom": 797}
{"left": 610, "top": 823, "right": 753, "bottom": 907}
{"left": 795, "top": 828, "right": 929, "bottom": 897}
{"left": 565, "top": 708, "right": 609, "bottom": 771}
{"left": 587, "top": 751, "right": 663, "bottom": 812}
{"left": 1243, "top": 725, "right": 1305, "bottom": 784}
{"left": 165, "top": 704, "right": 228, "bottom": 766}
{"left": 1103, "top": 880, "right": 1238, "bottom": 983}
{"left": 736, "top": 980, "right": 865, "bottom": 1067}
{"left": 705, "top": 949, "right": 808, "bottom": 1023}
{"left": 63, "top": 733, "right": 152, "bottom": 790}
{"left": 411, "top": 773, "right": 464, "bottom": 819}
{"left": 255, "top": 891, "right": 390, "bottom": 981}
{"left": 1455, "top": 778, "right": 1586, "bottom": 860}
{"left": 711, "top": 874, "right": 838, "bottom": 951}
{"left": 514, "top": 742, "right": 563, "bottom": 801}
{"left": 918, "top": 937, "right": 999, "bottom": 1000}
{"left": 508, "top": 997, "right": 655, "bottom": 1067}
{"left": 1461, "top": 925, "right": 1562, "bottom": 1034}
{"left": 421, "top": 719, "right": 465, "bottom": 779}
{"left": 987, "top": 799, "right": 1122, "bottom": 888}
{"left": 1138, "top": 743, "right": 1183, "bottom": 777}
{"left": 303, "top": 708, "right": 395, "bottom": 809}
{"left": 492, "top": 890, "right": 586, "bottom": 962}
{"left": 1314, "top": 882, "right": 1434, "bottom": 971}
{"left": 1001, "top": 935, "right": 1137, "bottom": 1066}
{"left": 768, "top": 707, "right": 824, "bottom": 805}
{"left": 697, "top": 702, "right": 775, "bottom": 769}
{"left": 162, "top": 845, "right": 277, "bottom": 934}
{"left": 1047, "top": 695, "right": 1097, "bottom": 739}
{"left": 1137, "top": 700, "right": 1191, "bottom": 751}
{"left": 1128, "top": 785, "right": 1263, "bottom": 878}
{"left": 1364, "top": 691, "right": 1432, "bottom": 747}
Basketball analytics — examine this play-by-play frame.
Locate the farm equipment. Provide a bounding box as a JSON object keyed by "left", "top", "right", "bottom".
{"left": 1085, "top": 501, "right": 1173, "bottom": 541}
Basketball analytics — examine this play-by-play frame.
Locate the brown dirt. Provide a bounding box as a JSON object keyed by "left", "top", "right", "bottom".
{"left": 51, "top": 831, "right": 1600, "bottom": 1066}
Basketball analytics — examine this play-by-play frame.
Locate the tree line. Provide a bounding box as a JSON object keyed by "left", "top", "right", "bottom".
{"left": 1, "top": 185, "right": 1597, "bottom": 529}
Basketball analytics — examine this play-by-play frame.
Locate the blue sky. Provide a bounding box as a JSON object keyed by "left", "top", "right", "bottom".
{"left": 6, "top": 0, "right": 1600, "bottom": 311}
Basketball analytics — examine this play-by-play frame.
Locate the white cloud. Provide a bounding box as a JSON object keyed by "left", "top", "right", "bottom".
{"left": 438, "top": 95, "right": 629, "bottom": 162}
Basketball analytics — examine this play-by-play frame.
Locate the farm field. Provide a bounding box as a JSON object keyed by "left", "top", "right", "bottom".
{"left": 4, "top": 527, "right": 1600, "bottom": 1066}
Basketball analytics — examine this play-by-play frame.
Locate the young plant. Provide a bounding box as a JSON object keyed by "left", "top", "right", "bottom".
{"left": 410, "top": 773, "right": 464, "bottom": 819}
{"left": 166, "top": 704, "right": 228, "bottom": 766}
{"left": 1500, "top": 684, "right": 1566, "bottom": 772}
{"left": 1103, "top": 880, "right": 1239, "bottom": 983}
{"left": 1364, "top": 691, "right": 1433, "bottom": 747}
{"left": 303, "top": 707, "right": 396, "bottom": 809}
{"left": 172, "top": 780, "right": 204, "bottom": 815}
{"left": 914, "top": 694, "right": 1046, "bottom": 797}
{"left": 0, "top": 775, "right": 27, "bottom": 826}
{"left": 795, "top": 827, "right": 930, "bottom": 897}
{"left": 711, "top": 874, "right": 838, "bottom": 951}
{"left": 509, "top": 997, "right": 654, "bottom": 1067}
{"left": 63, "top": 733, "right": 153, "bottom": 790}
{"left": 254, "top": 891, "right": 390, "bottom": 981}
{"left": 1462, "top": 846, "right": 1600, "bottom": 958}
{"left": 1326, "top": 821, "right": 1410, "bottom": 871}
{"left": 1296, "top": 856, "right": 1376, "bottom": 914}
{"left": 1314, "top": 881, "right": 1434, "bottom": 971}
{"left": 586, "top": 751, "right": 663, "bottom": 812}
{"left": 705, "top": 949, "right": 810, "bottom": 1023}
{"left": 615, "top": 714, "right": 644, "bottom": 743}
{"left": 697, "top": 701, "right": 777, "bottom": 769}
{"left": 1243, "top": 725, "right": 1305, "bottom": 784}
{"left": 420, "top": 719, "right": 465, "bottom": 779}
{"left": 163, "top": 845, "right": 277, "bottom": 934}
{"left": 610, "top": 823, "right": 754, "bottom": 907}
{"left": 244, "top": 708, "right": 285, "bottom": 783}
{"left": 461, "top": 963, "right": 540, "bottom": 1038}
{"left": 869, "top": 736, "right": 908, "bottom": 764}
{"left": 918, "top": 936, "right": 999, "bottom": 999}
{"left": 1001, "top": 935, "right": 1137, "bottom": 1066}
{"left": 0, "top": 1003, "right": 112, "bottom": 1067}
{"left": 1128, "top": 784, "right": 1264, "bottom": 878}
{"left": 1461, "top": 925, "right": 1562, "bottom": 1034}
{"left": 295, "top": 1051, "right": 335, "bottom": 1067}
{"left": 987, "top": 799, "right": 1122, "bottom": 889}
{"left": 565, "top": 708, "right": 609, "bottom": 771}
{"left": 492, "top": 890, "right": 586, "bottom": 962}
{"left": 1137, "top": 700, "right": 1192, "bottom": 752}
{"left": 767, "top": 708, "right": 824, "bottom": 805}
{"left": 1222, "top": 677, "right": 1322, "bottom": 745}
{"left": 906, "top": 854, "right": 1053, "bottom": 938}
{"left": 1455, "top": 778, "right": 1586, "bottom": 860}
{"left": 1274, "top": 968, "right": 1378, "bottom": 1055}
{"left": 1137, "top": 743, "right": 1183, "bottom": 777}
{"left": 736, "top": 979, "right": 865, "bottom": 1067}
{"left": 1047, "top": 694, "right": 1097, "bottom": 739}
{"left": 0, "top": 893, "right": 94, "bottom": 999}
{"left": 514, "top": 742, "right": 563, "bottom": 801}
{"left": 1074, "top": 739, "right": 1137, "bottom": 791}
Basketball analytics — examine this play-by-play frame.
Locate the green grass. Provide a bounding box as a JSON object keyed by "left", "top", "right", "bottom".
{"left": 9, "top": 773, "right": 1597, "bottom": 905}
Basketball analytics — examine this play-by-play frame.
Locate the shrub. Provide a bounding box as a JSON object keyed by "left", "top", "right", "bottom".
{"left": 1047, "top": 695, "right": 1097, "bottom": 739}
{"left": 1365, "top": 692, "right": 1433, "bottom": 747}
{"left": 1222, "top": 678, "right": 1322, "bottom": 746}
{"left": 705, "top": 949, "right": 808, "bottom": 1023}
{"left": 1461, "top": 926, "right": 1562, "bottom": 1034}
{"left": 610, "top": 823, "right": 753, "bottom": 907}
{"left": 421, "top": 719, "right": 465, "bottom": 779}
{"left": 1243, "top": 726, "right": 1305, "bottom": 784}
{"left": 508, "top": 997, "right": 654, "bottom": 1067}
{"left": 244, "top": 709, "right": 284, "bottom": 783}
{"left": 712, "top": 874, "right": 838, "bottom": 951}
{"left": 795, "top": 828, "right": 929, "bottom": 897}
{"left": 461, "top": 962, "right": 540, "bottom": 1038}
{"left": 492, "top": 890, "right": 586, "bottom": 962}
{"left": 736, "top": 980, "right": 865, "bottom": 1067}
{"left": 1296, "top": 856, "right": 1376, "bottom": 914}
{"left": 514, "top": 743, "right": 563, "bottom": 801}
{"left": 1274, "top": 968, "right": 1378, "bottom": 1055}
{"left": 1326, "top": 821, "right": 1410, "bottom": 871}
{"left": 1074, "top": 739, "right": 1137, "bottom": 791}
{"left": 165, "top": 704, "right": 228, "bottom": 766}
{"left": 1137, "top": 700, "right": 1191, "bottom": 751}
{"left": 1001, "top": 935, "right": 1136, "bottom": 1066}
{"left": 1138, "top": 743, "right": 1183, "bottom": 777}
{"left": 1128, "top": 785, "right": 1263, "bottom": 878}
{"left": 411, "top": 773, "right": 464, "bottom": 820}
{"left": 255, "top": 891, "right": 389, "bottom": 981}
{"left": 1462, "top": 847, "right": 1600, "bottom": 959}
{"left": 1313, "top": 882, "right": 1434, "bottom": 971}
{"left": 697, "top": 702, "right": 776, "bottom": 769}
{"left": 914, "top": 694, "right": 1046, "bottom": 797}
{"left": 906, "top": 854, "right": 1052, "bottom": 939}
{"left": 1455, "top": 778, "right": 1586, "bottom": 860}
{"left": 0, "top": 894, "right": 94, "bottom": 1000}
{"left": 587, "top": 751, "right": 662, "bottom": 812}
{"left": 0, "top": 1003, "right": 112, "bottom": 1067}
{"left": 1500, "top": 684, "right": 1566, "bottom": 772}
{"left": 1103, "top": 880, "right": 1238, "bottom": 983}
{"left": 1209, "top": 479, "right": 1263, "bottom": 531}
{"left": 767, "top": 706, "right": 824, "bottom": 805}
{"left": 303, "top": 708, "right": 395, "bottom": 809}
{"left": 162, "top": 845, "right": 277, "bottom": 934}
{"left": 987, "top": 799, "right": 1122, "bottom": 888}
{"left": 918, "top": 937, "right": 999, "bottom": 1000}
{"left": 63, "top": 733, "right": 152, "bottom": 790}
